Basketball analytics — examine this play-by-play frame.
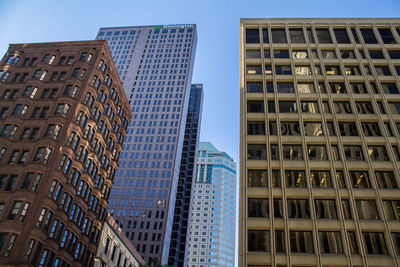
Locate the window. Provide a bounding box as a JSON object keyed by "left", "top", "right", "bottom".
{"left": 334, "top": 102, "right": 352, "bottom": 114}
{"left": 356, "top": 200, "right": 379, "bottom": 219}
{"left": 316, "top": 29, "right": 332, "bottom": 43}
{"left": 246, "top": 65, "right": 262, "bottom": 75}
{"left": 349, "top": 171, "right": 371, "bottom": 188}
{"left": 248, "top": 170, "right": 267, "bottom": 187}
{"left": 8, "top": 201, "right": 22, "bottom": 219}
{"left": 350, "top": 83, "right": 368, "bottom": 94}
{"left": 361, "top": 29, "right": 378, "bottom": 44}
{"left": 304, "top": 122, "right": 323, "bottom": 136}
{"left": 279, "top": 101, "right": 297, "bottom": 113}
{"left": 321, "top": 50, "right": 337, "bottom": 59}
{"left": 247, "top": 145, "right": 267, "bottom": 160}
{"left": 378, "top": 29, "right": 396, "bottom": 44}
{"left": 334, "top": 29, "right": 350, "bottom": 43}
{"left": 271, "top": 29, "right": 287, "bottom": 43}
{"left": 287, "top": 199, "right": 310, "bottom": 218}
{"left": 307, "top": 145, "right": 327, "bottom": 160}
{"left": 362, "top": 123, "right": 381, "bottom": 136}
{"left": 246, "top": 29, "right": 259, "bottom": 43}
{"left": 292, "top": 50, "right": 308, "bottom": 58}
{"left": 315, "top": 200, "right": 337, "bottom": 219}
{"left": 310, "top": 170, "right": 332, "bottom": 188}
{"left": 294, "top": 65, "right": 312, "bottom": 75}
{"left": 376, "top": 171, "right": 398, "bottom": 189}
{"left": 247, "top": 82, "right": 263, "bottom": 93}
{"left": 375, "top": 66, "right": 391, "bottom": 76}
{"left": 289, "top": 29, "right": 305, "bottom": 43}
{"left": 248, "top": 198, "right": 269, "bottom": 218}
{"left": 342, "top": 200, "right": 352, "bottom": 219}
{"left": 283, "top": 145, "right": 303, "bottom": 160}
{"left": 3, "top": 234, "right": 17, "bottom": 257}
{"left": 363, "top": 232, "right": 387, "bottom": 254}
{"left": 275, "top": 65, "right": 292, "bottom": 75}
{"left": 368, "top": 146, "right": 389, "bottom": 161}
{"left": 247, "top": 101, "right": 264, "bottom": 113}
{"left": 298, "top": 83, "right": 315, "bottom": 94}
{"left": 341, "top": 49, "right": 356, "bottom": 59}
{"left": 246, "top": 50, "right": 261, "bottom": 59}
{"left": 381, "top": 83, "right": 398, "bottom": 94}
{"left": 369, "top": 50, "right": 384, "bottom": 59}
{"left": 248, "top": 230, "right": 270, "bottom": 252}
{"left": 247, "top": 122, "right": 265, "bottom": 135}
{"left": 344, "top": 65, "right": 362, "bottom": 75}
{"left": 344, "top": 146, "right": 364, "bottom": 161}
{"left": 290, "top": 231, "right": 314, "bottom": 253}
{"left": 389, "top": 50, "right": 400, "bottom": 59}
{"left": 338, "top": 122, "right": 358, "bottom": 136}
{"left": 277, "top": 83, "right": 294, "bottom": 93}
{"left": 274, "top": 50, "right": 289, "bottom": 58}
{"left": 325, "top": 65, "right": 341, "bottom": 75}
{"left": 275, "top": 230, "right": 286, "bottom": 253}
{"left": 285, "top": 170, "right": 306, "bottom": 188}
{"left": 383, "top": 200, "right": 400, "bottom": 220}
{"left": 280, "top": 122, "right": 300, "bottom": 136}
{"left": 356, "top": 101, "right": 374, "bottom": 114}
{"left": 319, "top": 232, "right": 343, "bottom": 253}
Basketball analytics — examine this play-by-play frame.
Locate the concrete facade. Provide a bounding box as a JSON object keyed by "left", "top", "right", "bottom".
{"left": 0, "top": 41, "right": 131, "bottom": 266}
{"left": 240, "top": 18, "right": 400, "bottom": 267}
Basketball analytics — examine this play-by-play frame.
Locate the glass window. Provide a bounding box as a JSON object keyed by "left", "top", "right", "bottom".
{"left": 375, "top": 66, "right": 391, "bottom": 76}
{"left": 248, "top": 230, "right": 270, "bottom": 252}
{"left": 289, "top": 29, "right": 305, "bottom": 43}
{"left": 277, "top": 83, "right": 294, "bottom": 93}
{"left": 356, "top": 200, "right": 379, "bottom": 219}
{"left": 246, "top": 29, "right": 260, "bottom": 43}
{"left": 279, "top": 101, "right": 297, "bottom": 113}
{"left": 321, "top": 50, "right": 337, "bottom": 59}
{"left": 330, "top": 82, "right": 347, "bottom": 94}
{"left": 287, "top": 199, "right": 310, "bottom": 218}
{"left": 290, "top": 231, "right": 314, "bottom": 253}
{"left": 272, "top": 170, "right": 281, "bottom": 188}
{"left": 282, "top": 145, "right": 303, "bottom": 160}
{"left": 310, "top": 170, "right": 332, "bottom": 188}
{"left": 292, "top": 50, "right": 308, "bottom": 59}
{"left": 319, "top": 232, "right": 343, "bottom": 254}
{"left": 270, "top": 144, "right": 279, "bottom": 160}
{"left": 381, "top": 83, "right": 399, "bottom": 94}
{"left": 248, "top": 122, "right": 265, "bottom": 135}
{"left": 294, "top": 65, "right": 312, "bottom": 75}
{"left": 247, "top": 101, "right": 264, "bottom": 113}
{"left": 347, "top": 232, "right": 359, "bottom": 254}
{"left": 361, "top": 123, "right": 381, "bottom": 137}
{"left": 349, "top": 171, "right": 371, "bottom": 188}
{"left": 369, "top": 50, "right": 384, "bottom": 59}
{"left": 271, "top": 29, "right": 287, "bottom": 43}
{"left": 307, "top": 28, "right": 315, "bottom": 43}
{"left": 351, "top": 28, "right": 360, "bottom": 43}
{"left": 363, "top": 232, "right": 387, "bottom": 254}
{"left": 392, "top": 232, "right": 400, "bottom": 255}
{"left": 275, "top": 65, "right": 292, "bottom": 75}
{"left": 297, "top": 83, "right": 315, "bottom": 94}
{"left": 334, "top": 102, "right": 352, "bottom": 114}
{"left": 342, "top": 200, "right": 352, "bottom": 219}
{"left": 350, "top": 83, "right": 368, "bottom": 94}
{"left": 331, "top": 146, "right": 341, "bottom": 161}
{"left": 338, "top": 122, "right": 358, "bottom": 136}
{"left": 344, "top": 146, "right": 364, "bottom": 161}
{"left": 376, "top": 171, "right": 398, "bottom": 189}
{"left": 274, "top": 198, "right": 283, "bottom": 218}
{"left": 368, "top": 146, "right": 389, "bottom": 161}
{"left": 269, "top": 122, "right": 278, "bottom": 135}
{"left": 285, "top": 170, "right": 306, "bottom": 188}
{"left": 304, "top": 122, "right": 323, "bottom": 136}
{"left": 267, "top": 101, "right": 275, "bottom": 113}
{"left": 275, "top": 230, "right": 286, "bottom": 253}
{"left": 344, "top": 65, "right": 362, "bottom": 75}
{"left": 247, "top": 82, "right": 263, "bottom": 93}
{"left": 246, "top": 65, "right": 262, "bottom": 75}
{"left": 246, "top": 50, "right": 261, "bottom": 58}
{"left": 248, "top": 145, "right": 267, "bottom": 160}
{"left": 248, "top": 170, "right": 267, "bottom": 187}
{"left": 361, "top": 29, "right": 378, "bottom": 44}
{"left": 382, "top": 200, "right": 400, "bottom": 220}
{"left": 356, "top": 101, "right": 374, "bottom": 114}
{"left": 264, "top": 65, "right": 272, "bottom": 75}
{"left": 248, "top": 198, "right": 269, "bottom": 218}
{"left": 274, "top": 50, "right": 289, "bottom": 58}
{"left": 378, "top": 29, "right": 396, "bottom": 44}
{"left": 325, "top": 65, "right": 341, "bottom": 75}
{"left": 341, "top": 50, "right": 356, "bottom": 59}
{"left": 280, "top": 122, "right": 301, "bottom": 136}
{"left": 262, "top": 28, "right": 269, "bottom": 43}
{"left": 264, "top": 49, "right": 271, "bottom": 58}
{"left": 316, "top": 29, "right": 332, "bottom": 43}
{"left": 334, "top": 29, "right": 350, "bottom": 43}
{"left": 307, "top": 145, "right": 328, "bottom": 160}
{"left": 315, "top": 200, "right": 338, "bottom": 219}
{"left": 389, "top": 50, "right": 400, "bottom": 59}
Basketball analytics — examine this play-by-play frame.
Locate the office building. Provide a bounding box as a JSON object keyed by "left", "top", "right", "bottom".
{"left": 95, "top": 24, "right": 197, "bottom": 263}
{"left": 94, "top": 213, "right": 144, "bottom": 267}
{"left": 168, "top": 84, "right": 203, "bottom": 266}
{"left": 240, "top": 18, "right": 400, "bottom": 267}
{"left": 0, "top": 41, "right": 131, "bottom": 266}
{"left": 187, "top": 142, "right": 236, "bottom": 267}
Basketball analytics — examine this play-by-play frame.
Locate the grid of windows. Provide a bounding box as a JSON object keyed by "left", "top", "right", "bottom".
{"left": 241, "top": 19, "right": 400, "bottom": 267}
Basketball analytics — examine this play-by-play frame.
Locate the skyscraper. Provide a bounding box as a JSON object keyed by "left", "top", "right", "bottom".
{"left": 0, "top": 40, "right": 131, "bottom": 266}
{"left": 186, "top": 142, "right": 236, "bottom": 267}
{"left": 240, "top": 18, "right": 400, "bottom": 267}
{"left": 95, "top": 24, "right": 198, "bottom": 263}
{"left": 168, "top": 84, "right": 203, "bottom": 267}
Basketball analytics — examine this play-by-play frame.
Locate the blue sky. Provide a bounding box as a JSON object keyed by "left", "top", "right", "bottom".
{"left": 1, "top": 0, "right": 399, "bottom": 164}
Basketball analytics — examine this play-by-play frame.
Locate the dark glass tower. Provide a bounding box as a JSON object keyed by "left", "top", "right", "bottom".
{"left": 168, "top": 84, "right": 203, "bottom": 266}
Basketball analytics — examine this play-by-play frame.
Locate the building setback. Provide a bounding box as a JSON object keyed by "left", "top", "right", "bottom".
{"left": 95, "top": 24, "right": 197, "bottom": 263}
{"left": 186, "top": 142, "right": 236, "bottom": 267}
{"left": 168, "top": 84, "right": 203, "bottom": 267}
{"left": 0, "top": 41, "right": 131, "bottom": 266}
{"left": 240, "top": 18, "right": 400, "bottom": 267}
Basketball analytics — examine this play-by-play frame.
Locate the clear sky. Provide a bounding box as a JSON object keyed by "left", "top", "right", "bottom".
{"left": 1, "top": 0, "right": 399, "bottom": 164}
